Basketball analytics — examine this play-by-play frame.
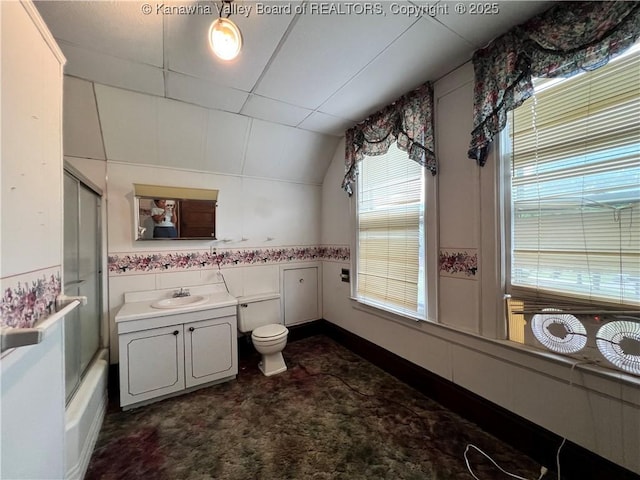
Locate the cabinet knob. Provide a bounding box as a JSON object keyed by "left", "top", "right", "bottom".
{"left": 173, "top": 330, "right": 179, "bottom": 336}
{"left": 189, "top": 327, "right": 195, "bottom": 332}
{"left": 299, "top": 278, "right": 304, "bottom": 284}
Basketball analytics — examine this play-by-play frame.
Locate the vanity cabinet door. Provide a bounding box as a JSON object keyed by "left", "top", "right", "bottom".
{"left": 119, "top": 325, "right": 185, "bottom": 407}
{"left": 184, "top": 316, "right": 237, "bottom": 389}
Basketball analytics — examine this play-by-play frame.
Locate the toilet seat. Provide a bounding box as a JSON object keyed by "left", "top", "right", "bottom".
{"left": 252, "top": 324, "right": 288, "bottom": 339}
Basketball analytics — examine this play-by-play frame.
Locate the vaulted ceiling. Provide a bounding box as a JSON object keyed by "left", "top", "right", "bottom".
{"left": 35, "top": 0, "right": 551, "bottom": 183}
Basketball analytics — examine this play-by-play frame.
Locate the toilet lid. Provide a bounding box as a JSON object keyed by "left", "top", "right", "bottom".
{"left": 252, "top": 324, "right": 288, "bottom": 339}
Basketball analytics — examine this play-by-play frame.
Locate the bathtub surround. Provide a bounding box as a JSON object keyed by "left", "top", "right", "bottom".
{"left": 86, "top": 335, "right": 545, "bottom": 480}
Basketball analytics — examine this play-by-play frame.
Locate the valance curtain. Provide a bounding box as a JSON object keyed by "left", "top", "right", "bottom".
{"left": 342, "top": 82, "right": 436, "bottom": 195}
{"left": 468, "top": 1, "right": 640, "bottom": 165}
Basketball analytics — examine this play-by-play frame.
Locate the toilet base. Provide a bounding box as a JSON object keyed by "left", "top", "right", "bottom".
{"left": 258, "top": 351, "right": 287, "bottom": 376}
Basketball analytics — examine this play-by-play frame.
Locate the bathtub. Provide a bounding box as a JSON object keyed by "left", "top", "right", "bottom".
{"left": 65, "top": 348, "right": 108, "bottom": 480}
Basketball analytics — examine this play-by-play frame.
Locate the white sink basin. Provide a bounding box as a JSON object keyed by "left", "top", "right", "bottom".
{"left": 151, "top": 295, "right": 208, "bottom": 309}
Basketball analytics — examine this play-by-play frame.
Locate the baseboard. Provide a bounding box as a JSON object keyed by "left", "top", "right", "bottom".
{"left": 319, "top": 320, "right": 638, "bottom": 480}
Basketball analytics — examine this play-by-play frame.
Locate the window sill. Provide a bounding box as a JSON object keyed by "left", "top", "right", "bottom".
{"left": 347, "top": 297, "right": 640, "bottom": 402}
{"left": 350, "top": 297, "right": 427, "bottom": 325}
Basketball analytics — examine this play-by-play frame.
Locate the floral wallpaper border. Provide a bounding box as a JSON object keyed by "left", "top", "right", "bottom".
{"left": 439, "top": 249, "right": 478, "bottom": 280}
{"left": 1, "top": 268, "right": 62, "bottom": 328}
{"left": 108, "top": 246, "right": 351, "bottom": 275}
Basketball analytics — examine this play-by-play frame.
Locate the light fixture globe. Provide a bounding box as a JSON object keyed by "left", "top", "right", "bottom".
{"left": 209, "top": 17, "right": 242, "bottom": 61}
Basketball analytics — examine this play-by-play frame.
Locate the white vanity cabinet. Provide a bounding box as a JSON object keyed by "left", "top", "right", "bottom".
{"left": 116, "top": 296, "right": 238, "bottom": 410}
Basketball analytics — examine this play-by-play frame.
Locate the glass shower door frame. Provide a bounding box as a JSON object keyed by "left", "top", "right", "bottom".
{"left": 63, "top": 167, "right": 103, "bottom": 405}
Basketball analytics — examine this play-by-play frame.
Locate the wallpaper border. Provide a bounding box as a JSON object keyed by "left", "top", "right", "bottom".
{"left": 1, "top": 266, "right": 62, "bottom": 328}
{"left": 108, "top": 246, "right": 351, "bottom": 275}
{"left": 439, "top": 248, "right": 478, "bottom": 280}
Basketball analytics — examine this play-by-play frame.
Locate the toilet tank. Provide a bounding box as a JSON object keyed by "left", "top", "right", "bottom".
{"left": 237, "top": 293, "right": 282, "bottom": 333}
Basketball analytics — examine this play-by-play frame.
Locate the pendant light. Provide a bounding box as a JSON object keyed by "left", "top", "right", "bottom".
{"left": 209, "top": 1, "right": 242, "bottom": 61}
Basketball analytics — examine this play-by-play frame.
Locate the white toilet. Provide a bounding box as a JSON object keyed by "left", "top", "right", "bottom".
{"left": 237, "top": 294, "right": 289, "bottom": 376}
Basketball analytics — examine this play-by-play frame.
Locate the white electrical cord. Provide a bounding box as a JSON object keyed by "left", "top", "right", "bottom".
{"left": 555, "top": 438, "right": 566, "bottom": 480}
{"left": 464, "top": 444, "right": 548, "bottom": 480}
{"left": 464, "top": 360, "right": 592, "bottom": 479}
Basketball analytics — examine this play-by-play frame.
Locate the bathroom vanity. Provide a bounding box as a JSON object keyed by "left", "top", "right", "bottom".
{"left": 115, "top": 285, "right": 238, "bottom": 410}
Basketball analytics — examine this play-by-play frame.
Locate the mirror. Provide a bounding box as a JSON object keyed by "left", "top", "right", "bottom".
{"left": 134, "top": 184, "right": 218, "bottom": 240}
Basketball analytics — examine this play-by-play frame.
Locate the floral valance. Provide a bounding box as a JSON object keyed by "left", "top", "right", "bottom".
{"left": 342, "top": 82, "right": 436, "bottom": 196}
{"left": 468, "top": 1, "right": 640, "bottom": 165}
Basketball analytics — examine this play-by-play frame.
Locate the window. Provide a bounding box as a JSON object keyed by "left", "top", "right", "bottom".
{"left": 505, "top": 45, "right": 640, "bottom": 308}
{"left": 355, "top": 143, "right": 426, "bottom": 319}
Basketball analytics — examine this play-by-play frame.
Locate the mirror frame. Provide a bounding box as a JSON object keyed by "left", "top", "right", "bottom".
{"left": 133, "top": 184, "right": 218, "bottom": 241}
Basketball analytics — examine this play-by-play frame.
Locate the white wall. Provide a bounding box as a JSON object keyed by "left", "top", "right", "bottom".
{"left": 320, "top": 62, "right": 640, "bottom": 474}
{"left": 1, "top": 4, "right": 63, "bottom": 280}
{"left": 0, "top": 2, "right": 66, "bottom": 478}
{"left": 106, "top": 163, "right": 321, "bottom": 254}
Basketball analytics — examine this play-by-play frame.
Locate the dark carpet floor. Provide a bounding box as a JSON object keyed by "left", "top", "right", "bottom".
{"left": 86, "top": 335, "right": 544, "bottom": 479}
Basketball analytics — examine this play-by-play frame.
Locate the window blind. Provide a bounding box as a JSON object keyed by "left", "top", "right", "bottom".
{"left": 357, "top": 143, "right": 425, "bottom": 317}
{"left": 509, "top": 48, "right": 640, "bottom": 306}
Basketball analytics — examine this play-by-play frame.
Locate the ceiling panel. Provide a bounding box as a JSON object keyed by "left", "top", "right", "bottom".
{"left": 434, "top": 1, "right": 554, "bottom": 48}
{"left": 243, "top": 120, "right": 341, "bottom": 184}
{"left": 60, "top": 43, "right": 165, "bottom": 97}
{"left": 156, "top": 99, "right": 208, "bottom": 169}
{"left": 165, "top": 71, "right": 249, "bottom": 112}
{"left": 297, "top": 112, "right": 354, "bottom": 137}
{"left": 203, "top": 110, "right": 251, "bottom": 176}
{"left": 165, "top": 6, "right": 296, "bottom": 92}
{"left": 63, "top": 76, "right": 105, "bottom": 160}
{"left": 241, "top": 95, "right": 312, "bottom": 127}
{"left": 254, "top": 9, "right": 416, "bottom": 109}
{"left": 94, "top": 85, "right": 158, "bottom": 165}
{"left": 318, "top": 15, "right": 473, "bottom": 122}
{"left": 35, "top": 1, "right": 163, "bottom": 66}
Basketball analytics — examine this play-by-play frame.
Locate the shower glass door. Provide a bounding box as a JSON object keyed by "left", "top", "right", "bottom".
{"left": 63, "top": 170, "right": 102, "bottom": 404}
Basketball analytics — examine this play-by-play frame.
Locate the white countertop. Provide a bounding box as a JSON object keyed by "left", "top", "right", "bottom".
{"left": 115, "top": 284, "right": 238, "bottom": 323}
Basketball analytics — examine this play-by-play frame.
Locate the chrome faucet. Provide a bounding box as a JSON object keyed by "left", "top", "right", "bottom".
{"left": 173, "top": 288, "right": 191, "bottom": 298}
